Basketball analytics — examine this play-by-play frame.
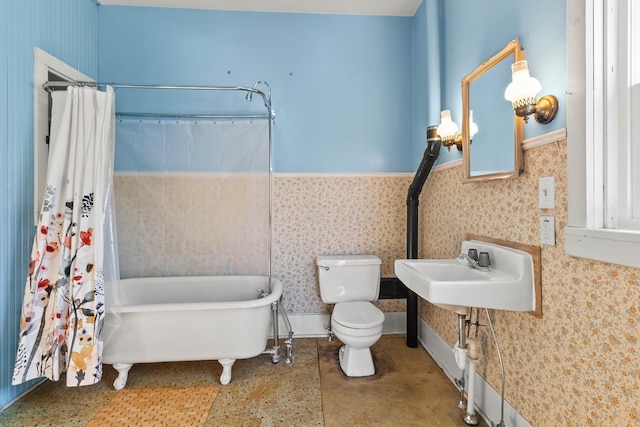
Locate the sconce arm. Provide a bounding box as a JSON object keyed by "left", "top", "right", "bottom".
{"left": 442, "top": 133, "right": 466, "bottom": 152}
{"left": 514, "top": 94, "right": 558, "bottom": 124}
{"left": 533, "top": 95, "right": 558, "bottom": 124}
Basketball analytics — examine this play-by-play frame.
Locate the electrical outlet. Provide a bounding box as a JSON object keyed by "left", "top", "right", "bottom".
{"left": 539, "top": 177, "right": 555, "bottom": 209}
{"left": 540, "top": 216, "right": 555, "bottom": 246}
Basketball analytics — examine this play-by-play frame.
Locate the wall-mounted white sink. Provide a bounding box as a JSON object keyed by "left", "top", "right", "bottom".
{"left": 394, "top": 240, "right": 535, "bottom": 312}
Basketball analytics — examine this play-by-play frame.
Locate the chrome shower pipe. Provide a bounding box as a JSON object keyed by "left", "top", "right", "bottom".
{"left": 245, "top": 80, "right": 272, "bottom": 110}
{"left": 279, "top": 300, "right": 294, "bottom": 365}
{"left": 268, "top": 301, "right": 281, "bottom": 364}
{"left": 242, "top": 80, "right": 276, "bottom": 291}
{"left": 278, "top": 300, "right": 293, "bottom": 338}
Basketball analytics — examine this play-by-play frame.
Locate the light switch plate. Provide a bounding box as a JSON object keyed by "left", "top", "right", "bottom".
{"left": 539, "top": 177, "right": 556, "bottom": 209}
{"left": 540, "top": 216, "right": 555, "bottom": 246}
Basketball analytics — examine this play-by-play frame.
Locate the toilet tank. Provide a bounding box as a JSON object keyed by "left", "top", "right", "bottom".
{"left": 316, "top": 255, "right": 382, "bottom": 304}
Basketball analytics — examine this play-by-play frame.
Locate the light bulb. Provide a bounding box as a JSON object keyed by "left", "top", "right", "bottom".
{"left": 469, "top": 110, "right": 479, "bottom": 139}
{"left": 504, "top": 60, "right": 542, "bottom": 109}
{"left": 436, "top": 110, "right": 459, "bottom": 140}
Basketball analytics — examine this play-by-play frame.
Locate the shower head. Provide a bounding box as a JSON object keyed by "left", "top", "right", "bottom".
{"left": 245, "top": 81, "right": 261, "bottom": 102}
{"left": 244, "top": 81, "right": 273, "bottom": 120}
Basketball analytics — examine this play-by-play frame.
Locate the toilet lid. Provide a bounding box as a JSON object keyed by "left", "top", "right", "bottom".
{"left": 333, "top": 302, "right": 384, "bottom": 329}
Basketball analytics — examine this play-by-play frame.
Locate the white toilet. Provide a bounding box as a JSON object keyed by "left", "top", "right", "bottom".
{"left": 316, "top": 255, "right": 385, "bottom": 377}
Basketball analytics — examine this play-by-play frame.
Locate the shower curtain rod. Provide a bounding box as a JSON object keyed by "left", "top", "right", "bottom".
{"left": 115, "top": 112, "right": 272, "bottom": 120}
{"left": 42, "top": 80, "right": 274, "bottom": 120}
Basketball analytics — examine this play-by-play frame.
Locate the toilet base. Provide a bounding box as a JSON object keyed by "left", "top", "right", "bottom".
{"left": 339, "top": 344, "right": 375, "bottom": 377}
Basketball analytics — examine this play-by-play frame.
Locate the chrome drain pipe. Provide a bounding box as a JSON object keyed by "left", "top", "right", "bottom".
{"left": 270, "top": 301, "right": 281, "bottom": 364}
{"left": 456, "top": 372, "right": 466, "bottom": 409}
{"left": 284, "top": 331, "right": 294, "bottom": 365}
{"left": 453, "top": 312, "right": 479, "bottom": 426}
{"left": 263, "top": 299, "right": 295, "bottom": 366}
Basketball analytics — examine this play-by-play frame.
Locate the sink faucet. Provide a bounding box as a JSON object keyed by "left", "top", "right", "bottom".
{"left": 458, "top": 253, "right": 480, "bottom": 268}
{"left": 457, "top": 252, "right": 491, "bottom": 272}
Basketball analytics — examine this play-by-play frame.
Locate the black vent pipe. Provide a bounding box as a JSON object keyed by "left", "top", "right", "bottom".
{"left": 405, "top": 126, "right": 441, "bottom": 348}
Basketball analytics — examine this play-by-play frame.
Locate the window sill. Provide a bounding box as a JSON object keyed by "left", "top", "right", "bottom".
{"left": 565, "top": 226, "right": 640, "bottom": 269}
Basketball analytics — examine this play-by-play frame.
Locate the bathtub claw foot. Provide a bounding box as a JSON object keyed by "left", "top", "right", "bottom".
{"left": 218, "top": 358, "right": 235, "bottom": 385}
{"left": 112, "top": 363, "right": 133, "bottom": 390}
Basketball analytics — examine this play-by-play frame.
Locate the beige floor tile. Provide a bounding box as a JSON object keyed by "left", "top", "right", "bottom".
{"left": 0, "top": 336, "right": 486, "bottom": 426}
{"left": 319, "top": 335, "right": 488, "bottom": 427}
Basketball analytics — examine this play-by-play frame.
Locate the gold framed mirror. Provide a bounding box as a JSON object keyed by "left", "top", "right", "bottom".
{"left": 461, "top": 39, "right": 524, "bottom": 182}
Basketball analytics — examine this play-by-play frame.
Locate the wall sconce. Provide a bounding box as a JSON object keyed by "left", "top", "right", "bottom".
{"left": 436, "top": 110, "right": 478, "bottom": 151}
{"left": 504, "top": 60, "right": 558, "bottom": 124}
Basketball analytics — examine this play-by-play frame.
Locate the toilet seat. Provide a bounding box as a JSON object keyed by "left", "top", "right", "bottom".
{"left": 332, "top": 301, "right": 384, "bottom": 330}
{"left": 332, "top": 320, "right": 383, "bottom": 338}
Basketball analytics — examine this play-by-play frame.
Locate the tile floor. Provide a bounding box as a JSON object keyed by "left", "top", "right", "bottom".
{"left": 0, "top": 335, "right": 488, "bottom": 426}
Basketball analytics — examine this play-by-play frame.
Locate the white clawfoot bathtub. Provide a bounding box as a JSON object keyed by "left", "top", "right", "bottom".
{"left": 102, "top": 275, "right": 282, "bottom": 390}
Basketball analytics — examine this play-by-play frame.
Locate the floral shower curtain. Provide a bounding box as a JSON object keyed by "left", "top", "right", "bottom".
{"left": 13, "top": 86, "right": 116, "bottom": 387}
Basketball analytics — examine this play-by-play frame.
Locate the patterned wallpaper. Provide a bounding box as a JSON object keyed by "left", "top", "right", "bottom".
{"left": 420, "top": 141, "right": 639, "bottom": 426}
{"left": 272, "top": 175, "right": 411, "bottom": 314}
{"left": 114, "top": 173, "right": 412, "bottom": 314}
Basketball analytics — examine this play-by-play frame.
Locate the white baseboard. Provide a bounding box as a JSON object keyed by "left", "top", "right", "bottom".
{"left": 272, "top": 311, "right": 407, "bottom": 338}
{"left": 418, "top": 319, "right": 531, "bottom": 427}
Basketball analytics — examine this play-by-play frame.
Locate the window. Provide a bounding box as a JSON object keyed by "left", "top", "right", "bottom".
{"left": 565, "top": 0, "right": 640, "bottom": 268}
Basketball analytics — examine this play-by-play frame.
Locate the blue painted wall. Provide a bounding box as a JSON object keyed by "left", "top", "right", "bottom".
{"left": 98, "top": 7, "right": 414, "bottom": 173}
{"left": 99, "top": 2, "right": 566, "bottom": 172}
{"left": 0, "top": 0, "right": 98, "bottom": 410}
{"left": 411, "top": 0, "right": 443, "bottom": 170}
{"left": 412, "top": 0, "right": 451, "bottom": 167}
